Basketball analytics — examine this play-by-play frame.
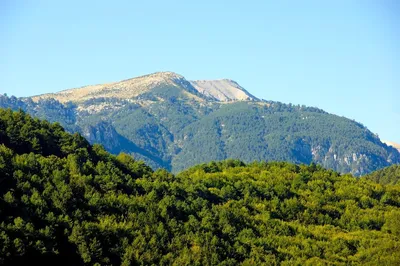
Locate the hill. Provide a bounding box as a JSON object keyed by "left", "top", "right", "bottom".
{"left": 1, "top": 71, "right": 399, "bottom": 175}
{"left": 363, "top": 164, "right": 400, "bottom": 185}
{"left": 1, "top": 109, "right": 400, "bottom": 265}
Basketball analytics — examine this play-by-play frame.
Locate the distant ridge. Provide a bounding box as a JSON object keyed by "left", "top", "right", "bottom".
{"left": 382, "top": 140, "right": 400, "bottom": 152}
{"left": 30, "top": 71, "right": 256, "bottom": 103}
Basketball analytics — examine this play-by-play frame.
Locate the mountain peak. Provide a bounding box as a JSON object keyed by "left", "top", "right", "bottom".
{"left": 30, "top": 71, "right": 257, "bottom": 103}
{"left": 136, "top": 71, "right": 185, "bottom": 81}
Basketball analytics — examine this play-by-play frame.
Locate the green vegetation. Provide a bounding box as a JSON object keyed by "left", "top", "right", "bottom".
{"left": 364, "top": 164, "right": 400, "bottom": 185}
{"left": 1, "top": 109, "right": 400, "bottom": 265}
{"left": 1, "top": 92, "right": 399, "bottom": 176}
{"left": 172, "top": 101, "right": 399, "bottom": 175}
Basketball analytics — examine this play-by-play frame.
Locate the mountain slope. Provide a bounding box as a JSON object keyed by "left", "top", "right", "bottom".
{"left": 31, "top": 72, "right": 209, "bottom": 104}
{"left": 1, "top": 71, "right": 399, "bottom": 175}
{"left": 172, "top": 101, "right": 399, "bottom": 174}
{"left": 1, "top": 109, "right": 400, "bottom": 265}
{"left": 383, "top": 140, "right": 400, "bottom": 152}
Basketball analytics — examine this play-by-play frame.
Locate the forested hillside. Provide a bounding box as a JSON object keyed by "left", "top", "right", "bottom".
{"left": 364, "top": 164, "right": 400, "bottom": 185}
{"left": 1, "top": 109, "right": 400, "bottom": 265}
{"left": 1, "top": 71, "right": 399, "bottom": 176}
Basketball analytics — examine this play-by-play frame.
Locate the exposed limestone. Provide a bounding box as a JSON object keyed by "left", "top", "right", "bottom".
{"left": 30, "top": 72, "right": 256, "bottom": 104}
{"left": 190, "top": 79, "right": 258, "bottom": 102}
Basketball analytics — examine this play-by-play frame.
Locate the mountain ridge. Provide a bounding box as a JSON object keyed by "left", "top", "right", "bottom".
{"left": 383, "top": 140, "right": 400, "bottom": 152}
{"left": 30, "top": 71, "right": 255, "bottom": 103}
{"left": 1, "top": 71, "right": 399, "bottom": 176}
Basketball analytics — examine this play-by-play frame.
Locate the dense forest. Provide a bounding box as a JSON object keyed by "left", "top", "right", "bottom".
{"left": 1, "top": 109, "right": 400, "bottom": 265}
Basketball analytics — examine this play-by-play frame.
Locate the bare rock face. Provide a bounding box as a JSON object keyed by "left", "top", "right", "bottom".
{"left": 190, "top": 79, "right": 258, "bottom": 102}
{"left": 81, "top": 121, "right": 122, "bottom": 152}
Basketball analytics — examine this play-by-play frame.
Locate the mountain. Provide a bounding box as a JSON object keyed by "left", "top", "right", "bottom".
{"left": 30, "top": 72, "right": 206, "bottom": 103}
{"left": 1, "top": 71, "right": 399, "bottom": 175}
{"left": 30, "top": 72, "right": 257, "bottom": 103}
{"left": 1, "top": 109, "right": 400, "bottom": 265}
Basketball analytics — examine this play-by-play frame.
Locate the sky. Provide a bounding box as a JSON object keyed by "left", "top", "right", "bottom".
{"left": 1, "top": 0, "right": 399, "bottom": 143}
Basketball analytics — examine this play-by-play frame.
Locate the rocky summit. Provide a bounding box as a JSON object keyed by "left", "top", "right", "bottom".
{"left": 31, "top": 71, "right": 256, "bottom": 103}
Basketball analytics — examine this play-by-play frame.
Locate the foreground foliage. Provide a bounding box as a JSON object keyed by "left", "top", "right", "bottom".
{"left": 1, "top": 109, "right": 400, "bottom": 265}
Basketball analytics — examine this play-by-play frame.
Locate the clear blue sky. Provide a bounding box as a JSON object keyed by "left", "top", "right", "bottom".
{"left": 1, "top": 0, "right": 399, "bottom": 143}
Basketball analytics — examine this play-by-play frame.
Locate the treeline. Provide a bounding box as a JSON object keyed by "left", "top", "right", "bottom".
{"left": 0, "top": 109, "right": 400, "bottom": 265}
